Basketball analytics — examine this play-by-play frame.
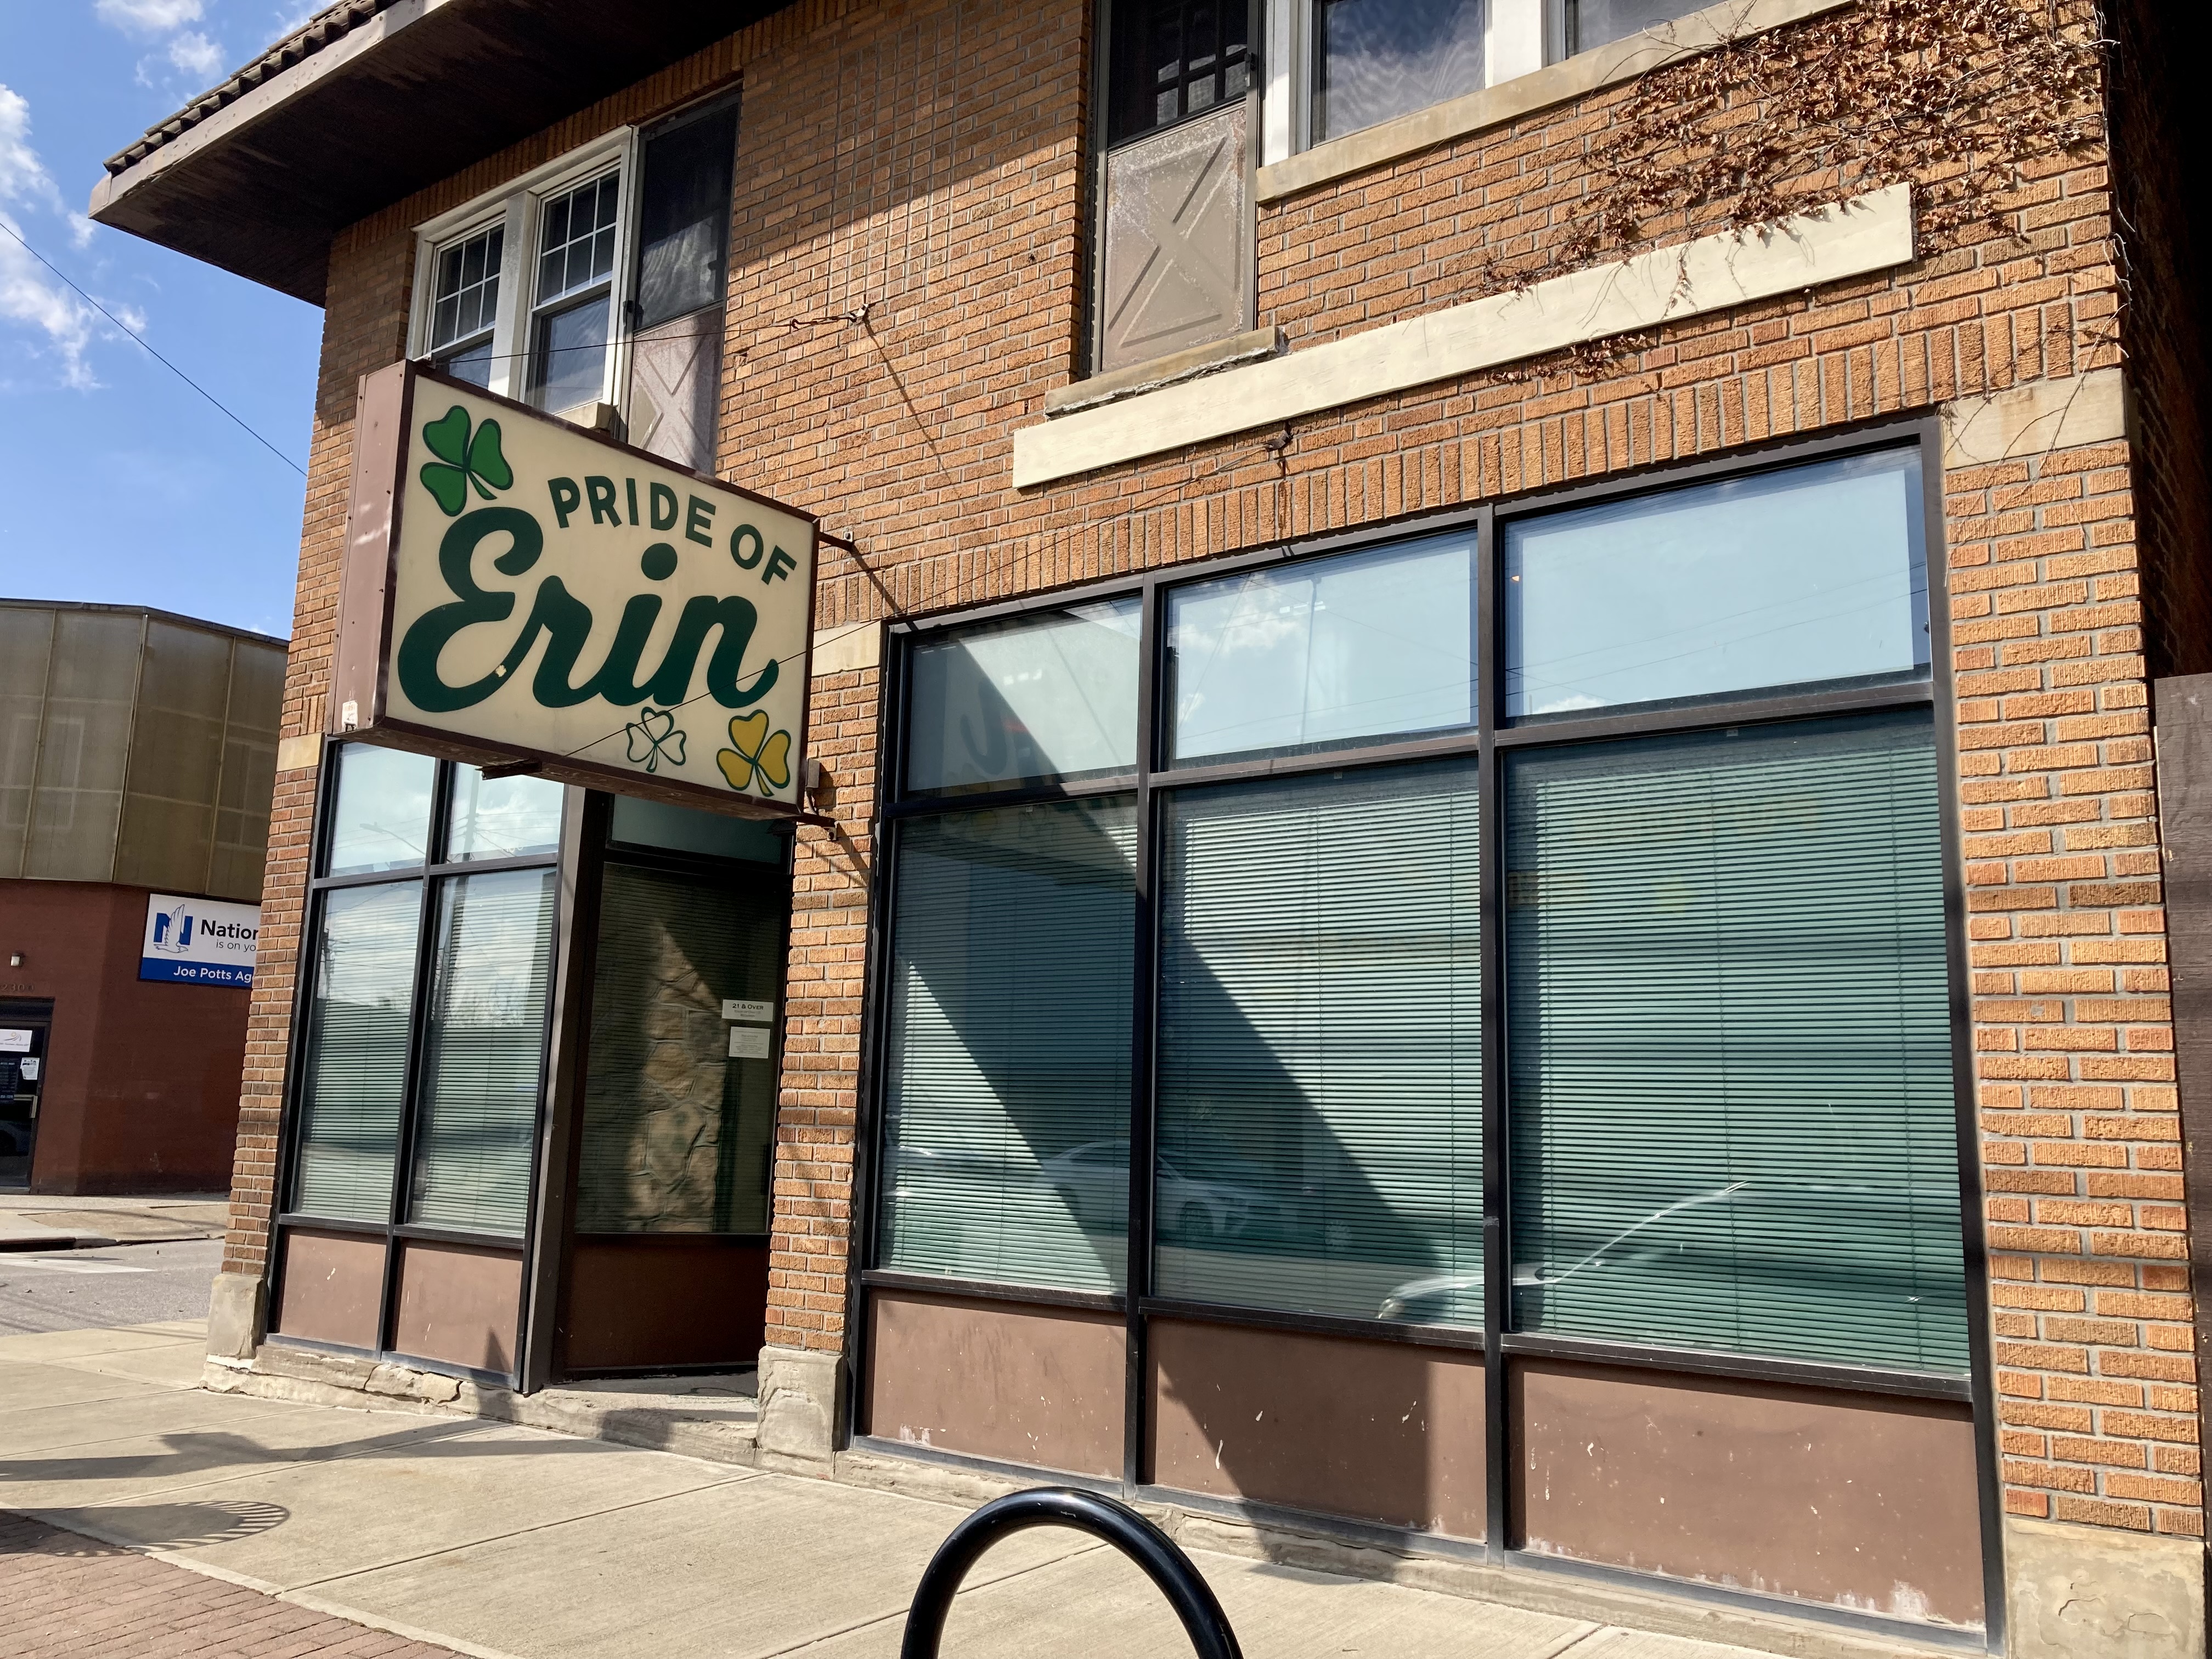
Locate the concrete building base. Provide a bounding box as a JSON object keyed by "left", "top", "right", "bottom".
{"left": 2005, "top": 1516, "right": 2206, "bottom": 1659}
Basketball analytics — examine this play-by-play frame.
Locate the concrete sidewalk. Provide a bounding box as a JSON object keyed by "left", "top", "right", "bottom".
{"left": 0, "top": 1194, "right": 230, "bottom": 1252}
{"left": 0, "top": 1321, "right": 1895, "bottom": 1659}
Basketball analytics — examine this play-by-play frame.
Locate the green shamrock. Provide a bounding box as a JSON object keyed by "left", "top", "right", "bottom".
{"left": 419, "top": 404, "right": 514, "bottom": 516}
{"left": 624, "top": 706, "right": 687, "bottom": 774}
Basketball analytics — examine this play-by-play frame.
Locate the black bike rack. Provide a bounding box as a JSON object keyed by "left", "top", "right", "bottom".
{"left": 900, "top": 1486, "right": 1245, "bottom": 1659}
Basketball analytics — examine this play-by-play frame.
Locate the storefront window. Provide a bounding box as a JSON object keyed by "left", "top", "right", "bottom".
{"left": 1503, "top": 447, "right": 1928, "bottom": 720}
{"left": 874, "top": 432, "right": 1967, "bottom": 1384}
{"left": 408, "top": 868, "right": 561, "bottom": 1234}
{"left": 287, "top": 748, "right": 565, "bottom": 1240}
{"left": 1504, "top": 711, "right": 1967, "bottom": 1371}
{"left": 879, "top": 799, "right": 1137, "bottom": 1291}
{"left": 1156, "top": 759, "right": 1483, "bottom": 1322}
{"left": 904, "top": 600, "right": 1143, "bottom": 795}
{"left": 293, "top": 880, "right": 421, "bottom": 1221}
{"left": 325, "top": 743, "right": 436, "bottom": 876}
{"left": 1167, "top": 532, "right": 1475, "bottom": 764}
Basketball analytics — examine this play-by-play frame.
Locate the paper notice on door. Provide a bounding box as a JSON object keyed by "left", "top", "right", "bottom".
{"left": 721, "top": 999, "right": 775, "bottom": 1024}
{"left": 727, "top": 1026, "right": 772, "bottom": 1060}
{"left": 0, "top": 1029, "right": 29, "bottom": 1053}
{"left": 18, "top": 1058, "right": 36, "bottom": 1080}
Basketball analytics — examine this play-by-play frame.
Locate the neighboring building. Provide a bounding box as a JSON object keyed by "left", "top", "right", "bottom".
{"left": 0, "top": 601, "right": 284, "bottom": 1192}
{"left": 86, "top": 1, "right": 2211, "bottom": 1655}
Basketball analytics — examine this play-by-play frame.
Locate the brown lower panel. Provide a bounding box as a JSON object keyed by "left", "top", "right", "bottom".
{"left": 560, "top": 1235, "right": 767, "bottom": 1374}
{"left": 271, "top": 1228, "right": 383, "bottom": 1350}
{"left": 862, "top": 1289, "right": 1125, "bottom": 1477}
{"left": 1148, "top": 1319, "right": 1486, "bottom": 1538}
{"left": 1513, "top": 1360, "right": 1983, "bottom": 1628}
{"left": 390, "top": 1240, "right": 522, "bottom": 1375}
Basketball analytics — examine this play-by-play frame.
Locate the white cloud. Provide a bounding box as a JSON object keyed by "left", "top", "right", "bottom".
{"left": 167, "top": 30, "right": 225, "bottom": 78}
{"left": 1, "top": 212, "right": 102, "bottom": 388}
{"left": 0, "top": 86, "right": 65, "bottom": 216}
{"left": 95, "top": 0, "right": 205, "bottom": 33}
{"left": 0, "top": 87, "right": 125, "bottom": 388}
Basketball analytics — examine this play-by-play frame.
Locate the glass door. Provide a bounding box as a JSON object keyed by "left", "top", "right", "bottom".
{"left": 0, "top": 1002, "right": 53, "bottom": 1190}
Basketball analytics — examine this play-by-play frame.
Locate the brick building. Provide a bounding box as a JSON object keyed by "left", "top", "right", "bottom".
{"left": 88, "top": 0, "right": 2211, "bottom": 1654}
{"left": 1, "top": 602, "right": 283, "bottom": 1193}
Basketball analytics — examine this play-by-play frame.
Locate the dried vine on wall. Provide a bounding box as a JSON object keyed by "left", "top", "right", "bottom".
{"left": 1459, "top": 0, "right": 2108, "bottom": 382}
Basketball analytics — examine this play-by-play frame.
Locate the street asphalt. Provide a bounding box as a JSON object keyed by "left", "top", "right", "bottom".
{"left": 0, "top": 1238, "right": 223, "bottom": 1336}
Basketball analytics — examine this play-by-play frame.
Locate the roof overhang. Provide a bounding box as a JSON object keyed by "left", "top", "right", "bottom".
{"left": 89, "top": 0, "right": 774, "bottom": 304}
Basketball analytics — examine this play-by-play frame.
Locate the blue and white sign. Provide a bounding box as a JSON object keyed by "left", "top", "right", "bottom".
{"left": 139, "top": 894, "right": 261, "bottom": 988}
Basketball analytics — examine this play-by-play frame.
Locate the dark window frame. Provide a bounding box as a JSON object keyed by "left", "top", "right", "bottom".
{"left": 265, "top": 746, "right": 567, "bottom": 1390}
{"left": 854, "top": 413, "right": 2003, "bottom": 1637}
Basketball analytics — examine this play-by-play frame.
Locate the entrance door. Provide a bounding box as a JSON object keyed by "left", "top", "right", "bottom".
{"left": 556, "top": 836, "right": 788, "bottom": 1376}
{"left": 0, "top": 1001, "right": 53, "bottom": 1190}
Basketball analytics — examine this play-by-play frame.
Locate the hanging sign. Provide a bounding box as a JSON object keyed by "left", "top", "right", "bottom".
{"left": 139, "top": 894, "right": 261, "bottom": 987}
{"left": 331, "top": 361, "right": 817, "bottom": 817}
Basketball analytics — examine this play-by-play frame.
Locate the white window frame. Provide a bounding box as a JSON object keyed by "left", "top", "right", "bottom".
{"left": 408, "top": 128, "right": 644, "bottom": 419}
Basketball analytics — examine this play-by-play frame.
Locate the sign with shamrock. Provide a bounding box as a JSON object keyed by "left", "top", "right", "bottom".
{"left": 418, "top": 405, "right": 515, "bottom": 515}
{"left": 330, "top": 361, "right": 819, "bottom": 820}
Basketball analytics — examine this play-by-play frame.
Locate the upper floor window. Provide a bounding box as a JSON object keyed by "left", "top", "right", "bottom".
{"left": 1550, "top": 0, "right": 1703, "bottom": 55}
{"left": 409, "top": 94, "right": 738, "bottom": 469}
{"left": 1261, "top": 0, "right": 1717, "bottom": 155}
{"left": 1318, "top": 0, "right": 1487, "bottom": 141}
{"left": 1107, "top": 0, "right": 1252, "bottom": 145}
{"left": 428, "top": 223, "right": 503, "bottom": 387}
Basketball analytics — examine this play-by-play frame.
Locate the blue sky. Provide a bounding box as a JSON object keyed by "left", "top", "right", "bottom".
{"left": 1, "top": 1, "right": 325, "bottom": 640}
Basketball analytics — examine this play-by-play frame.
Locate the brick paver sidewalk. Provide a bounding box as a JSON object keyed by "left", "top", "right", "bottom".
{"left": 0, "top": 1514, "right": 468, "bottom": 1659}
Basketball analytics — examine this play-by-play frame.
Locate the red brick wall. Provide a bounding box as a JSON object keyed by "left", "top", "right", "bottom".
{"left": 222, "top": 0, "right": 2199, "bottom": 1540}
{"left": 0, "top": 880, "right": 248, "bottom": 1194}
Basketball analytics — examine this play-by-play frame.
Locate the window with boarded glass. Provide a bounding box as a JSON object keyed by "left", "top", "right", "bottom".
{"left": 1504, "top": 710, "right": 1967, "bottom": 1372}
{"left": 879, "top": 799, "right": 1138, "bottom": 1292}
{"left": 1156, "top": 759, "right": 1483, "bottom": 1323}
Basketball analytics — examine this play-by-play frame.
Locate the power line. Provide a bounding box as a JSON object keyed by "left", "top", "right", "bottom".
{"left": 0, "top": 217, "right": 306, "bottom": 478}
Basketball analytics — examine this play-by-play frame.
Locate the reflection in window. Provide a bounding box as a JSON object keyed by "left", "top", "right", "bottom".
{"left": 1505, "top": 710, "right": 1968, "bottom": 1372}
{"left": 293, "top": 881, "right": 422, "bottom": 1221}
{"left": 1503, "top": 448, "right": 1928, "bottom": 720}
{"left": 1318, "top": 0, "right": 1487, "bottom": 140}
{"left": 1168, "top": 532, "right": 1474, "bottom": 764}
{"left": 447, "top": 768, "right": 565, "bottom": 862}
{"left": 1155, "top": 760, "right": 1482, "bottom": 1323}
{"left": 879, "top": 799, "right": 1137, "bottom": 1291}
{"left": 326, "top": 744, "right": 437, "bottom": 876}
{"left": 635, "top": 105, "right": 740, "bottom": 330}
{"left": 409, "top": 869, "right": 558, "bottom": 1235}
{"left": 905, "top": 600, "right": 1143, "bottom": 794}
{"left": 1560, "top": 0, "right": 1701, "bottom": 57}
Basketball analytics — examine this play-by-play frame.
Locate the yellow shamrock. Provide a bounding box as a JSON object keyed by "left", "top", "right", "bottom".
{"left": 716, "top": 710, "right": 793, "bottom": 794}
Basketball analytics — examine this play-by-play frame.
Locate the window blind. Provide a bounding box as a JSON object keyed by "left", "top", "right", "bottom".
{"left": 879, "top": 798, "right": 1137, "bottom": 1292}
{"left": 1155, "top": 760, "right": 1484, "bottom": 1323}
{"left": 408, "top": 868, "right": 557, "bottom": 1235}
{"left": 294, "top": 881, "right": 423, "bottom": 1222}
{"left": 575, "top": 864, "right": 783, "bottom": 1234}
{"left": 1505, "top": 709, "right": 1968, "bottom": 1373}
